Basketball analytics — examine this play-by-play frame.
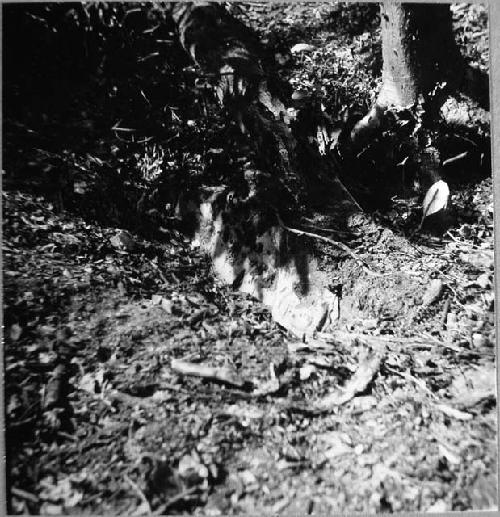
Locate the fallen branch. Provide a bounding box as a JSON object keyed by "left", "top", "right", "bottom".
{"left": 43, "top": 363, "right": 68, "bottom": 410}
{"left": 171, "top": 359, "right": 249, "bottom": 389}
{"left": 435, "top": 403, "right": 473, "bottom": 421}
{"left": 319, "top": 330, "right": 462, "bottom": 353}
{"left": 107, "top": 390, "right": 156, "bottom": 408}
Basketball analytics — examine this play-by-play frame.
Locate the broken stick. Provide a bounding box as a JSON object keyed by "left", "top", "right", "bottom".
{"left": 171, "top": 358, "right": 248, "bottom": 389}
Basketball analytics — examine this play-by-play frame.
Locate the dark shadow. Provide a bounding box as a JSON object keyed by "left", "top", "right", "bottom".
{"left": 460, "top": 66, "right": 490, "bottom": 111}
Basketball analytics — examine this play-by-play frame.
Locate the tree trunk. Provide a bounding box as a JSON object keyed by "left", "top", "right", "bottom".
{"left": 166, "top": 2, "right": 348, "bottom": 208}
{"left": 377, "top": 1, "right": 418, "bottom": 108}
{"left": 165, "top": 3, "right": 348, "bottom": 337}
{"left": 378, "top": 1, "right": 462, "bottom": 107}
{"left": 168, "top": 2, "right": 288, "bottom": 121}
{"left": 352, "top": 0, "right": 465, "bottom": 141}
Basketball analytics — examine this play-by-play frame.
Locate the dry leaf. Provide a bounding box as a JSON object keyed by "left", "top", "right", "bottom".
{"left": 290, "top": 43, "right": 316, "bottom": 54}
{"left": 10, "top": 323, "right": 22, "bottom": 341}
{"left": 426, "top": 499, "right": 448, "bottom": 512}
{"left": 178, "top": 453, "right": 209, "bottom": 486}
{"left": 299, "top": 364, "right": 316, "bottom": 381}
{"left": 318, "top": 430, "right": 353, "bottom": 458}
{"left": 422, "top": 279, "right": 444, "bottom": 306}
{"left": 421, "top": 180, "right": 450, "bottom": 221}
{"left": 438, "top": 443, "right": 461, "bottom": 466}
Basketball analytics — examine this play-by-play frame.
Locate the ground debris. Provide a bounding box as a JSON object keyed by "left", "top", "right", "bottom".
{"left": 3, "top": 2, "right": 496, "bottom": 514}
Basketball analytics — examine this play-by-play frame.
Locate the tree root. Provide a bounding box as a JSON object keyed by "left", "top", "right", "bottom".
{"left": 274, "top": 211, "right": 383, "bottom": 277}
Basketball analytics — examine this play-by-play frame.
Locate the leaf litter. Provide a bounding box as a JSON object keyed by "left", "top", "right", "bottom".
{"left": 4, "top": 3, "right": 497, "bottom": 515}
{"left": 5, "top": 176, "right": 496, "bottom": 514}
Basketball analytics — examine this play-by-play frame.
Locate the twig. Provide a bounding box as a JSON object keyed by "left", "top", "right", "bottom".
{"left": 57, "top": 431, "right": 78, "bottom": 442}
{"left": 274, "top": 211, "right": 382, "bottom": 277}
{"left": 440, "top": 297, "right": 451, "bottom": 329}
{"left": 332, "top": 176, "right": 364, "bottom": 212}
{"left": 421, "top": 331, "right": 462, "bottom": 353}
{"left": 153, "top": 487, "right": 200, "bottom": 515}
{"left": 302, "top": 221, "right": 356, "bottom": 238}
{"left": 445, "top": 230, "right": 481, "bottom": 251}
{"left": 8, "top": 416, "right": 37, "bottom": 429}
{"left": 442, "top": 151, "right": 468, "bottom": 167}
{"left": 124, "top": 474, "right": 152, "bottom": 515}
{"left": 171, "top": 358, "right": 249, "bottom": 389}
{"left": 384, "top": 365, "right": 438, "bottom": 400}
{"left": 11, "top": 487, "right": 39, "bottom": 504}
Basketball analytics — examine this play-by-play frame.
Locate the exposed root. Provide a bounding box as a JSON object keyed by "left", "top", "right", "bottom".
{"left": 274, "top": 211, "right": 382, "bottom": 277}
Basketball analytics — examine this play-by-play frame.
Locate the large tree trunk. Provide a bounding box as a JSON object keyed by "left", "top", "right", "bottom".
{"left": 167, "top": 1, "right": 306, "bottom": 204}
{"left": 376, "top": 0, "right": 418, "bottom": 108}
{"left": 164, "top": 2, "right": 354, "bottom": 337}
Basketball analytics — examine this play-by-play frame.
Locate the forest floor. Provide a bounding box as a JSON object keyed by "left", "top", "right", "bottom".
{"left": 3, "top": 2, "right": 497, "bottom": 515}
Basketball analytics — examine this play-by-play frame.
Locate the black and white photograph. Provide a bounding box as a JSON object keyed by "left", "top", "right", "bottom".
{"left": 2, "top": 0, "right": 497, "bottom": 514}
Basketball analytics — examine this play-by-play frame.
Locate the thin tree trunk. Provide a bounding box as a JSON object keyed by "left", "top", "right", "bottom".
{"left": 379, "top": 1, "right": 463, "bottom": 107}
{"left": 352, "top": 0, "right": 465, "bottom": 141}
{"left": 377, "top": 1, "right": 418, "bottom": 108}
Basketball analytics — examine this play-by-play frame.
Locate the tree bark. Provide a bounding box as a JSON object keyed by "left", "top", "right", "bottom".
{"left": 352, "top": 0, "right": 466, "bottom": 141}
{"left": 377, "top": 1, "right": 418, "bottom": 108}
{"left": 378, "top": 1, "right": 463, "bottom": 107}
{"left": 168, "top": 2, "right": 288, "bottom": 121}
{"left": 167, "top": 2, "right": 296, "bottom": 193}
{"left": 166, "top": 2, "right": 348, "bottom": 209}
